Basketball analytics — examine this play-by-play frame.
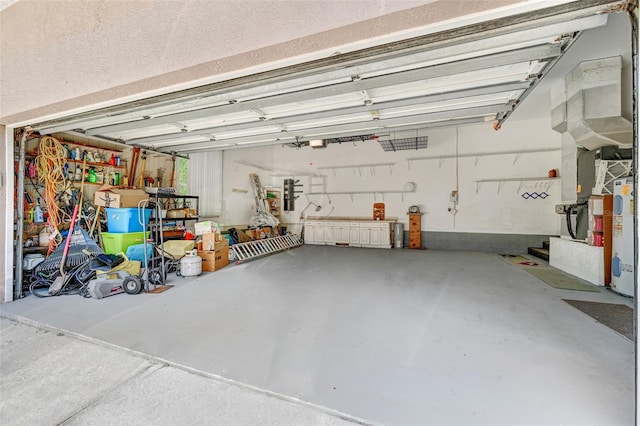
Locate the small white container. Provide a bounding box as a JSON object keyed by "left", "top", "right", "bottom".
{"left": 39, "top": 228, "right": 50, "bottom": 247}
{"left": 23, "top": 254, "right": 45, "bottom": 271}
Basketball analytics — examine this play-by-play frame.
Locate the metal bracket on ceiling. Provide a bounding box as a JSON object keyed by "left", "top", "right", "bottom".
{"left": 513, "top": 153, "right": 522, "bottom": 164}
{"left": 360, "top": 89, "right": 371, "bottom": 105}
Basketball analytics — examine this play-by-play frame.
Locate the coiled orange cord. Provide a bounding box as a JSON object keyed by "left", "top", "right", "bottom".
{"left": 36, "top": 136, "right": 72, "bottom": 254}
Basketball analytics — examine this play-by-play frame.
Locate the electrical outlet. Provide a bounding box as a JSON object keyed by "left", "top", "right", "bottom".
{"left": 450, "top": 190, "right": 458, "bottom": 203}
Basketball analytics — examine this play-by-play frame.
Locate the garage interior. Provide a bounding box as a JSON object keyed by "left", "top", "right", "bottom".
{"left": 1, "top": 0, "right": 637, "bottom": 424}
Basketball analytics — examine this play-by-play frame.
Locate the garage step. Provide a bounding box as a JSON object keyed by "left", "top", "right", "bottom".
{"left": 528, "top": 243, "right": 549, "bottom": 262}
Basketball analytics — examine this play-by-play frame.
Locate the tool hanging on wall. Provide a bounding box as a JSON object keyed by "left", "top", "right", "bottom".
{"left": 89, "top": 205, "right": 104, "bottom": 249}
{"left": 129, "top": 147, "right": 141, "bottom": 186}
{"left": 170, "top": 153, "right": 176, "bottom": 187}
{"left": 283, "top": 179, "right": 303, "bottom": 211}
{"left": 138, "top": 150, "right": 147, "bottom": 189}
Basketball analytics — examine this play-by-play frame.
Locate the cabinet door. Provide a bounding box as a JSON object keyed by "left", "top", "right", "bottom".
{"left": 349, "top": 226, "right": 360, "bottom": 246}
{"left": 323, "top": 223, "right": 335, "bottom": 244}
{"left": 306, "top": 222, "right": 324, "bottom": 244}
{"left": 335, "top": 224, "right": 349, "bottom": 244}
{"left": 333, "top": 222, "right": 349, "bottom": 244}
{"left": 313, "top": 223, "right": 325, "bottom": 244}
{"left": 379, "top": 223, "right": 391, "bottom": 245}
{"left": 304, "top": 223, "right": 317, "bottom": 244}
{"left": 370, "top": 226, "right": 381, "bottom": 245}
{"left": 360, "top": 227, "right": 371, "bottom": 246}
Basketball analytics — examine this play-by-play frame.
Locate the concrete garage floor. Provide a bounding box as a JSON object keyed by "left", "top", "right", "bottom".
{"left": 1, "top": 247, "right": 634, "bottom": 425}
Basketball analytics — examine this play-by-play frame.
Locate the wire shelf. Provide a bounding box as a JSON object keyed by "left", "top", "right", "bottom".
{"left": 378, "top": 136, "right": 428, "bottom": 152}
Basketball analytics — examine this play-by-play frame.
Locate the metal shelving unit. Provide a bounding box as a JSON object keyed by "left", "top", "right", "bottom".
{"left": 150, "top": 194, "right": 199, "bottom": 240}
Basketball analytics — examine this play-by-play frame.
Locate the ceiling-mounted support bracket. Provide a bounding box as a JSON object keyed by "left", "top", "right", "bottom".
{"left": 513, "top": 153, "right": 523, "bottom": 164}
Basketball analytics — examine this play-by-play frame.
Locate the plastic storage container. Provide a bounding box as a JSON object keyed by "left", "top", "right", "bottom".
{"left": 102, "top": 231, "right": 150, "bottom": 254}
{"left": 125, "top": 243, "right": 155, "bottom": 266}
{"left": 105, "top": 208, "right": 151, "bottom": 233}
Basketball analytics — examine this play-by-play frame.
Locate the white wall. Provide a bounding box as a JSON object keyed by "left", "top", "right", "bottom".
{"left": 222, "top": 117, "right": 562, "bottom": 235}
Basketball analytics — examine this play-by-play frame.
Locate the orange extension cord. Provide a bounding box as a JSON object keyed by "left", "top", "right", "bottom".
{"left": 36, "top": 136, "right": 72, "bottom": 254}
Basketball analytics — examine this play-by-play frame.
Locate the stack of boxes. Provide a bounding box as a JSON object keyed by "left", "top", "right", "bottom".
{"left": 195, "top": 221, "right": 229, "bottom": 272}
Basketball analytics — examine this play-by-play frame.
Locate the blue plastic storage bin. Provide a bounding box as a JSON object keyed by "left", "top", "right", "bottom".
{"left": 125, "top": 243, "right": 154, "bottom": 266}
{"left": 105, "top": 208, "right": 151, "bottom": 233}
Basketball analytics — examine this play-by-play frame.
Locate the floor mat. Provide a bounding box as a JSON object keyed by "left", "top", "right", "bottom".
{"left": 524, "top": 268, "right": 599, "bottom": 292}
{"left": 564, "top": 299, "right": 633, "bottom": 340}
{"left": 500, "top": 254, "right": 541, "bottom": 267}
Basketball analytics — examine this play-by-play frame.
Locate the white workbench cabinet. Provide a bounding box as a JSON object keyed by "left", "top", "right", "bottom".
{"left": 304, "top": 219, "right": 393, "bottom": 249}
{"left": 304, "top": 221, "right": 323, "bottom": 245}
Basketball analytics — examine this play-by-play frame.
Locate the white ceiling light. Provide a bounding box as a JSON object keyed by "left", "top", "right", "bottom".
{"left": 309, "top": 139, "right": 327, "bottom": 148}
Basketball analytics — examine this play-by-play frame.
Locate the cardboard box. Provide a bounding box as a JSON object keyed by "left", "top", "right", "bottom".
{"left": 197, "top": 247, "right": 229, "bottom": 272}
{"left": 194, "top": 221, "right": 219, "bottom": 236}
{"left": 202, "top": 232, "right": 229, "bottom": 251}
{"left": 94, "top": 186, "right": 149, "bottom": 208}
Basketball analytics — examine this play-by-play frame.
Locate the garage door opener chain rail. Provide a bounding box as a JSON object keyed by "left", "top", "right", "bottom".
{"left": 230, "top": 234, "right": 303, "bottom": 264}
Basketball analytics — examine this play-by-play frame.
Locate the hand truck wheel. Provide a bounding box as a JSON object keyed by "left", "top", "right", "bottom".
{"left": 123, "top": 276, "right": 143, "bottom": 295}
